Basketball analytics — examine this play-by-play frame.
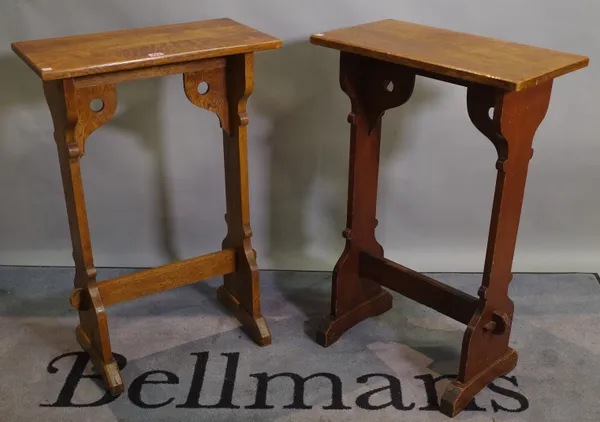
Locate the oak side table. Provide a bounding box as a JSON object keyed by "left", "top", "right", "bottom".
{"left": 310, "top": 20, "right": 588, "bottom": 417}
{"left": 12, "top": 19, "right": 281, "bottom": 395}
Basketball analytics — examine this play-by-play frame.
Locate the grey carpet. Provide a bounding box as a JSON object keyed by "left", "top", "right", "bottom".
{"left": 0, "top": 267, "right": 598, "bottom": 421}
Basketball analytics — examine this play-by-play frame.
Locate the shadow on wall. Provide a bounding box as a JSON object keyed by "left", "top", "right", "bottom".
{"left": 108, "top": 78, "right": 179, "bottom": 263}
{"left": 0, "top": 55, "right": 57, "bottom": 255}
{"left": 0, "top": 54, "right": 177, "bottom": 264}
{"left": 253, "top": 41, "right": 440, "bottom": 271}
{"left": 0, "top": 55, "right": 43, "bottom": 104}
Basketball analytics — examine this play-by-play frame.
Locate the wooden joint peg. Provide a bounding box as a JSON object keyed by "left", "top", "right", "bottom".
{"left": 70, "top": 288, "right": 83, "bottom": 310}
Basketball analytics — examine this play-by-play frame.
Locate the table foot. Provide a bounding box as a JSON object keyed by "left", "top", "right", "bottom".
{"left": 440, "top": 347, "right": 518, "bottom": 417}
{"left": 75, "top": 325, "right": 124, "bottom": 395}
{"left": 217, "top": 285, "right": 271, "bottom": 346}
{"left": 316, "top": 289, "right": 392, "bottom": 347}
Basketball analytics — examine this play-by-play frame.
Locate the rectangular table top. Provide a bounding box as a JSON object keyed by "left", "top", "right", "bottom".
{"left": 311, "top": 20, "right": 589, "bottom": 91}
{"left": 12, "top": 18, "right": 282, "bottom": 81}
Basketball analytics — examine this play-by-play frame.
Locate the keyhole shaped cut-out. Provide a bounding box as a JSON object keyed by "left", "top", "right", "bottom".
{"left": 90, "top": 98, "right": 104, "bottom": 112}
{"left": 197, "top": 81, "right": 209, "bottom": 95}
{"left": 384, "top": 80, "right": 394, "bottom": 92}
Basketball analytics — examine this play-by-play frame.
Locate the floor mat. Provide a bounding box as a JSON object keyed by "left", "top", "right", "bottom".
{"left": 0, "top": 267, "right": 598, "bottom": 421}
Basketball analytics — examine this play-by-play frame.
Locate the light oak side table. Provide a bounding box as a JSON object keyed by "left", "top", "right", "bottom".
{"left": 12, "top": 18, "right": 282, "bottom": 395}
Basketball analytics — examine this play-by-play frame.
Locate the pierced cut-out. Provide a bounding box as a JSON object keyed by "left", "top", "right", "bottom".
{"left": 339, "top": 53, "right": 415, "bottom": 134}
{"left": 197, "top": 81, "right": 209, "bottom": 95}
{"left": 488, "top": 107, "right": 495, "bottom": 119}
{"left": 90, "top": 98, "right": 104, "bottom": 112}
{"left": 183, "top": 61, "right": 230, "bottom": 133}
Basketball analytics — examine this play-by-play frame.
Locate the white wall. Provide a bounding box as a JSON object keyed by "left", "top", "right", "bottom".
{"left": 0, "top": 1, "right": 597, "bottom": 273}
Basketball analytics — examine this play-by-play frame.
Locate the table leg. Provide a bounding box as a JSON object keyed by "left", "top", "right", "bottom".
{"left": 183, "top": 54, "right": 270, "bottom": 345}
{"left": 441, "top": 81, "right": 553, "bottom": 416}
{"left": 316, "top": 53, "right": 415, "bottom": 347}
{"left": 219, "top": 54, "right": 271, "bottom": 345}
{"left": 184, "top": 53, "right": 273, "bottom": 346}
{"left": 44, "top": 79, "right": 123, "bottom": 395}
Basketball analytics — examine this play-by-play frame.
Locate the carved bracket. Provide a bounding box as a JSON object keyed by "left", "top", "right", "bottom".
{"left": 44, "top": 79, "right": 117, "bottom": 158}
{"left": 183, "top": 58, "right": 230, "bottom": 134}
{"left": 467, "top": 86, "right": 508, "bottom": 167}
{"left": 340, "top": 52, "right": 416, "bottom": 133}
{"left": 467, "top": 81, "right": 553, "bottom": 171}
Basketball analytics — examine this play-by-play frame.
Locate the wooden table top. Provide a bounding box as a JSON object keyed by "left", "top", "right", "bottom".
{"left": 12, "top": 18, "right": 282, "bottom": 81}
{"left": 311, "top": 20, "right": 589, "bottom": 91}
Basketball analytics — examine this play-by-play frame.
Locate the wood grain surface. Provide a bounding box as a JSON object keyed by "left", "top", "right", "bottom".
{"left": 311, "top": 19, "right": 589, "bottom": 91}
{"left": 30, "top": 20, "right": 280, "bottom": 394}
{"left": 12, "top": 18, "right": 282, "bottom": 80}
{"left": 311, "top": 25, "right": 577, "bottom": 414}
{"left": 97, "top": 249, "right": 236, "bottom": 307}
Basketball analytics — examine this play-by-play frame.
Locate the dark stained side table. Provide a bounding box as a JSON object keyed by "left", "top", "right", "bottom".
{"left": 310, "top": 19, "right": 588, "bottom": 417}
{"left": 12, "top": 18, "right": 281, "bottom": 395}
